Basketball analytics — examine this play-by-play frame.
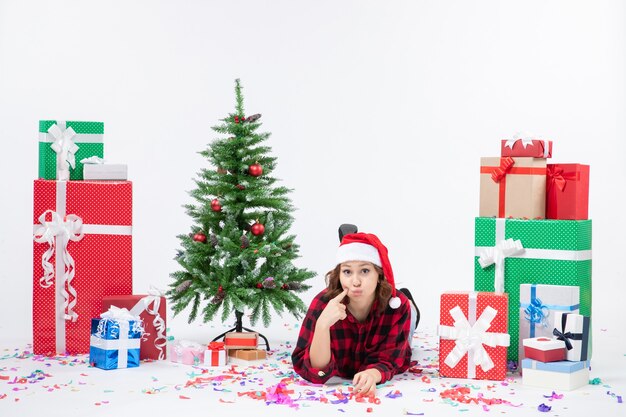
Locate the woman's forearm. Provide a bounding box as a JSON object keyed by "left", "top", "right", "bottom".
{"left": 309, "top": 322, "right": 332, "bottom": 369}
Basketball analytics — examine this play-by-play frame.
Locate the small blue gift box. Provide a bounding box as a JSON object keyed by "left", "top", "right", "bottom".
{"left": 89, "top": 317, "right": 142, "bottom": 370}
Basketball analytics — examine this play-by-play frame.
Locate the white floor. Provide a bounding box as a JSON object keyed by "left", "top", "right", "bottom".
{"left": 1, "top": 320, "right": 624, "bottom": 417}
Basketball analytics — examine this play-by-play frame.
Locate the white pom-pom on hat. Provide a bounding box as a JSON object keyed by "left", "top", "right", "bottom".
{"left": 336, "top": 232, "right": 400, "bottom": 309}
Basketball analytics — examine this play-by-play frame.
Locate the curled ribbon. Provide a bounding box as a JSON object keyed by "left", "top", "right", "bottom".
{"left": 524, "top": 298, "right": 549, "bottom": 328}
{"left": 33, "top": 210, "right": 84, "bottom": 321}
{"left": 208, "top": 341, "right": 225, "bottom": 351}
{"left": 48, "top": 123, "right": 79, "bottom": 179}
{"left": 439, "top": 306, "right": 510, "bottom": 373}
{"left": 478, "top": 238, "right": 524, "bottom": 294}
{"left": 490, "top": 157, "right": 515, "bottom": 183}
{"left": 129, "top": 286, "right": 167, "bottom": 360}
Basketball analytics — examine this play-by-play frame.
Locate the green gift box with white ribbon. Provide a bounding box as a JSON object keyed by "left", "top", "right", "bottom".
{"left": 38, "top": 120, "right": 104, "bottom": 180}
{"left": 474, "top": 217, "right": 592, "bottom": 362}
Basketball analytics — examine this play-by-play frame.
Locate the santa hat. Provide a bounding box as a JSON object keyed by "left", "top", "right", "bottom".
{"left": 335, "top": 233, "right": 401, "bottom": 309}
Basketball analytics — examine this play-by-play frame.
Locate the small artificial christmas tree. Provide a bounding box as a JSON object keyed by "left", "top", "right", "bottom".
{"left": 168, "top": 79, "right": 315, "bottom": 331}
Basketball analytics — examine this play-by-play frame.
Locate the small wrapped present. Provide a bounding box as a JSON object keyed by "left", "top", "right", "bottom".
{"left": 479, "top": 156, "right": 547, "bottom": 219}
{"left": 89, "top": 307, "right": 142, "bottom": 370}
{"left": 439, "top": 291, "right": 510, "bottom": 381}
{"left": 546, "top": 164, "right": 590, "bottom": 220}
{"left": 102, "top": 291, "right": 167, "bottom": 360}
{"left": 522, "top": 359, "right": 590, "bottom": 391}
{"left": 224, "top": 332, "right": 258, "bottom": 349}
{"left": 38, "top": 120, "right": 104, "bottom": 180}
{"left": 228, "top": 349, "right": 267, "bottom": 361}
{"left": 522, "top": 337, "right": 566, "bottom": 362}
{"left": 500, "top": 135, "right": 552, "bottom": 158}
{"left": 552, "top": 312, "right": 590, "bottom": 361}
{"left": 204, "top": 342, "right": 227, "bottom": 366}
{"left": 169, "top": 340, "right": 204, "bottom": 366}
{"left": 83, "top": 160, "right": 128, "bottom": 180}
{"left": 518, "top": 284, "right": 580, "bottom": 360}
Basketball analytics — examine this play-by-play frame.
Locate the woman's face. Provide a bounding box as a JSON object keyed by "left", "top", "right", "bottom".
{"left": 338, "top": 261, "right": 379, "bottom": 303}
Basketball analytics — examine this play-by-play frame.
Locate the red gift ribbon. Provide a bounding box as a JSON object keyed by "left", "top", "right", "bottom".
{"left": 208, "top": 341, "right": 225, "bottom": 351}
{"left": 481, "top": 158, "right": 546, "bottom": 217}
{"left": 547, "top": 166, "right": 580, "bottom": 192}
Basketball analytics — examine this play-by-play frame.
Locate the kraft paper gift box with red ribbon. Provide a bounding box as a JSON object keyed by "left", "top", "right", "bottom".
{"left": 32, "top": 179, "right": 132, "bottom": 355}
{"left": 38, "top": 120, "right": 104, "bottom": 181}
{"left": 500, "top": 136, "right": 552, "bottom": 158}
{"left": 89, "top": 307, "right": 142, "bottom": 370}
{"left": 204, "top": 342, "right": 227, "bottom": 367}
{"left": 479, "top": 157, "right": 547, "bottom": 219}
{"left": 518, "top": 284, "right": 580, "bottom": 361}
{"left": 228, "top": 349, "right": 267, "bottom": 361}
{"left": 522, "top": 337, "right": 566, "bottom": 362}
{"left": 546, "top": 164, "right": 590, "bottom": 220}
{"left": 224, "top": 332, "right": 258, "bottom": 350}
{"left": 474, "top": 217, "right": 592, "bottom": 362}
{"left": 169, "top": 340, "right": 205, "bottom": 366}
{"left": 438, "top": 291, "right": 510, "bottom": 381}
{"left": 521, "top": 359, "right": 590, "bottom": 391}
{"left": 102, "top": 292, "right": 167, "bottom": 360}
{"left": 552, "top": 312, "right": 590, "bottom": 362}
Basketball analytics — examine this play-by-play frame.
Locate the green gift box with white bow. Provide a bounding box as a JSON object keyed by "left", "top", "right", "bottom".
{"left": 473, "top": 217, "right": 592, "bottom": 362}
{"left": 38, "top": 120, "right": 104, "bottom": 180}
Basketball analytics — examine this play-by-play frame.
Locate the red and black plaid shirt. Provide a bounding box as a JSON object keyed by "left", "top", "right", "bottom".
{"left": 291, "top": 289, "right": 412, "bottom": 384}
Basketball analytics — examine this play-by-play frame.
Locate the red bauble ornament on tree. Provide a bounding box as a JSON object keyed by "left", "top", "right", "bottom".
{"left": 251, "top": 221, "right": 265, "bottom": 236}
{"left": 256, "top": 283, "right": 263, "bottom": 289}
{"left": 236, "top": 184, "right": 246, "bottom": 190}
{"left": 193, "top": 232, "right": 207, "bottom": 243}
{"left": 248, "top": 162, "right": 263, "bottom": 177}
{"left": 211, "top": 198, "right": 222, "bottom": 212}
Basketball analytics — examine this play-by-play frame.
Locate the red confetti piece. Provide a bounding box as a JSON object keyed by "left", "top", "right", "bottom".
{"left": 179, "top": 395, "right": 191, "bottom": 400}
{"left": 421, "top": 375, "right": 431, "bottom": 383}
{"left": 0, "top": 375, "right": 10, "bottom": 380}
{"left": 366, "top": 407, "right": 373, "bottom": 412}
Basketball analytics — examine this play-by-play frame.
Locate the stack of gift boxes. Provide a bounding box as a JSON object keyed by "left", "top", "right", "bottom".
{"left": 32, "top": 120, "right": 168, "bottom": 370}
{"left": 438, "top": 134, "right": 592, "bottom": 390}
{"left": 168, "top": 332, "right": 266, "bottom": 367}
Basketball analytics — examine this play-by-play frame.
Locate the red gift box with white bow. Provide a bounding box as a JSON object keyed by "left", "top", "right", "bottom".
{"left": 439, "top": 291, "right": 510, "bottom": 381}
{"left": 32, "top": 179, "right": 132, "bottom": 355}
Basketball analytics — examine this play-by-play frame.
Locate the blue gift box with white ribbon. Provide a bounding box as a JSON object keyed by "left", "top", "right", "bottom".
{"left": 89, "top": 307, "right": 143, "bottom": 370}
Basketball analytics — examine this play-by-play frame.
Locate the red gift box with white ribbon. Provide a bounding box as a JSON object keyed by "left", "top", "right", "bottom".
{"left": 32, "top": 179, "right": 132, "bottom": 355}
{"left": 439, "top": 291, "right": 510, "bottom": 381}
{"left": 102, "top": 292, "right": 167, "bottom": 360}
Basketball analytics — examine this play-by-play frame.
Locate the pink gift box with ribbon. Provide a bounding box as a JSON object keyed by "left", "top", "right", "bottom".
{"left": 439, "top": 291, "right": 510, "bottom": 381}
{"left": 32, "top": 179, "right": 132, "bottom": 355}
{"left": 102, "top": 292, "right": 167, "bottom": 360}
{"left": 204, "top": 342, "right": 227, "bottom": 367}
{"left": 169, "top": 340, "right": 205, "bottom": 366}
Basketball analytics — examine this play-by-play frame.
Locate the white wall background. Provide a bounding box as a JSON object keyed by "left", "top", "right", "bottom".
{"left": 1, "top": 0, "right": 624, "bottom": 344}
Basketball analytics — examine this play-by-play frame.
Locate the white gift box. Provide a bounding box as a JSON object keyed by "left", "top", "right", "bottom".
{"left": 552, "top": 312, "right": 590, "bottom": 361}
{"left": 204, "top": 347, "right": 227, "bottom": 367}
{"left": 84, "top": 163, "right": 128, "bottom": 180}
{"left": 518, "top": 284, "right": 580, "bottom": 360}
{"left": 522, "top": 359, "right": 590, "bottom": 391}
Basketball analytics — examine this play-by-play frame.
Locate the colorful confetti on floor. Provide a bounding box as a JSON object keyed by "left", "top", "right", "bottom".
{"left": 1, "top": 326, "right": 624, "bottom": 416}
